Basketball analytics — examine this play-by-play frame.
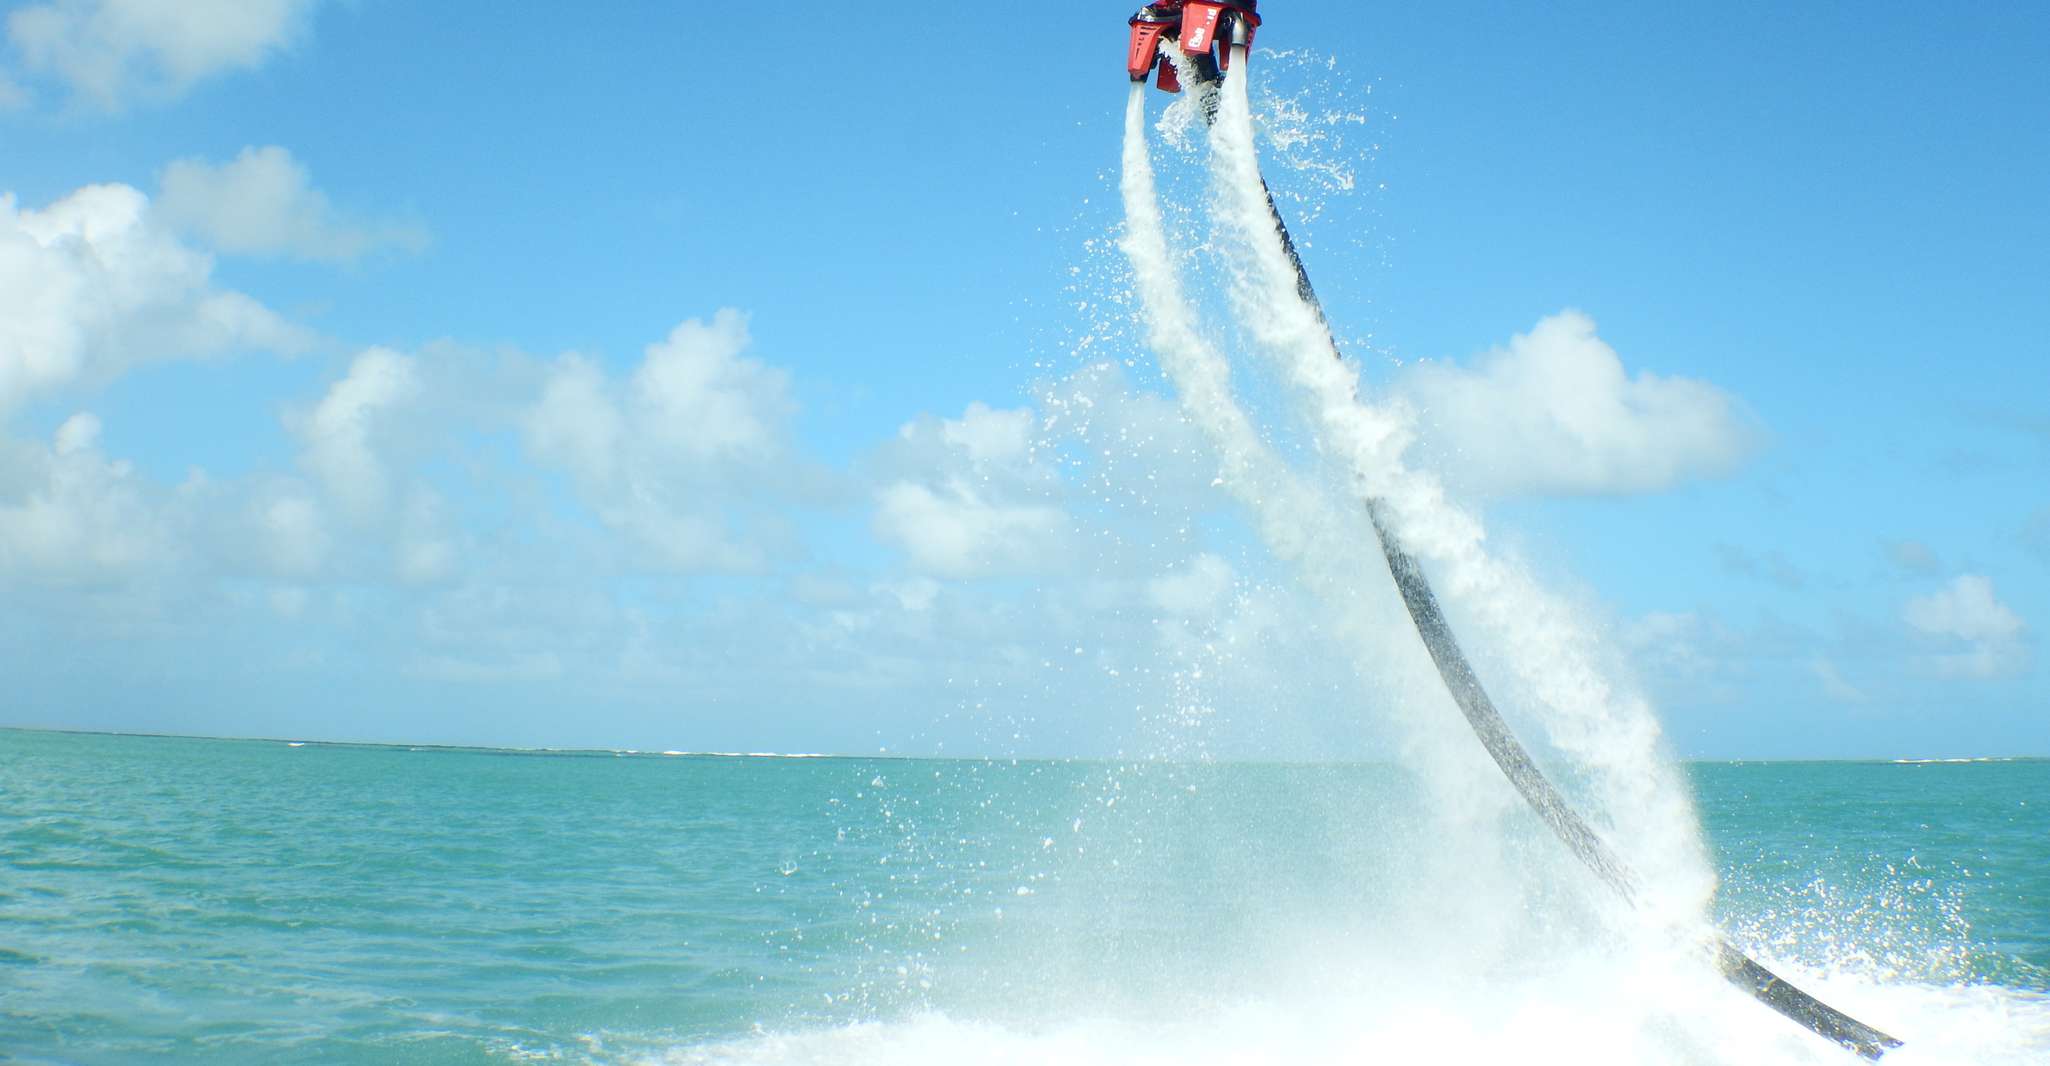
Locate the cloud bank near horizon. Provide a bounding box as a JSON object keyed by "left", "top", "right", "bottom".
{"left": 0, "top": 169, "right": 2037, "bottom": 756}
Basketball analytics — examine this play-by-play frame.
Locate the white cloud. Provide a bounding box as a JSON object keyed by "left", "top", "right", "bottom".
{"left": 528, "top": 310, "right": 791, "bottom": 483}
{"left": 901, "top": 402, "right": 1037, "bottom": 469}
{"left": 394, "top": 489, "right": 456, "bottom": 585}
{"left": 251, "top": 490, "right": 327, "bottom": 578}
{"left": 1148, "top": 553, "right": 1235, "bottom": 615}
{"left": 523, "top": 309, "right": 796, "bottom": 572}
{"left": 1, "top": 308, "right": 803, "bottom": 597}
{"left": 1395, "top": 310, "right": 1759, "bottom": 496}
{"left": 2, "top": 346, "right": 464, "bottom": 612}
{"left": 0, "top": 183, "right": 309, "bottom": 415}
{"left": 527, "top": 354, "right": 621, "bottom": 487}
{"left": 0, "top": 411, "right": 177, "bottom": 582}
{"left": 294, "top": 347, "right": 420, "bottom": 523}
{"left": 53, "top": 409, "right": 100, "bottom": 454}
{"left": 939, "top": 399, "right": 1036, "bottom": 466}
{"left": 0, "top": 269, "right": 1352, "bottom": 752}
{"left": 157, "top": 146, "right": 428, "bottom": 263}
{"left": 1, "top": 411, "right": 335, "bottom": 594}
{"left": 1905, "top": 575, "right": 2026, "bottom": 643}
{"left": 630, "top": 311, "right": 793, "bottom": 464}
{"left": 872, "top": 402, "right": 1076, "bottom": 579}
{"left": 1903, "top": 574, "right": 2029, "bottom": 679}
{"left": 6, "top": 0, "right": 321, "bottom": 109}
{"left": 1039, "top": 362, "right": 1224, "bottom": 512}
{"left": 874, "top": 481, "right": 1070, "bottom": 580}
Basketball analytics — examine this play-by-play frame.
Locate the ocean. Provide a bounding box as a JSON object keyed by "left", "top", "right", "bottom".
{"left": 1, "top": 728, "right": 2045, "bottom": 1064}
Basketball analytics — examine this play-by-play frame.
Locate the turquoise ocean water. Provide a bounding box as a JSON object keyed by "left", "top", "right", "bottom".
{"left": 2, "top": 729, "right": 2046, "bottom": 1064}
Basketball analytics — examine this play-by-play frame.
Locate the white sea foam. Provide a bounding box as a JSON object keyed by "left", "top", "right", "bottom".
{"left": 652, "top": 981, "right": 2050, "bottom": 1066}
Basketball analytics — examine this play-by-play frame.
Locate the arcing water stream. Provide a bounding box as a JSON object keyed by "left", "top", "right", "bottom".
{"left": 1100, "top": 30, "right": 2045, "bottom": 1062}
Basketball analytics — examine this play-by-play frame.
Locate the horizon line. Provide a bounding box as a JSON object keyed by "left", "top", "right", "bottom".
{"left": 4, "top": 724, "right": 2044, "bottom": 767}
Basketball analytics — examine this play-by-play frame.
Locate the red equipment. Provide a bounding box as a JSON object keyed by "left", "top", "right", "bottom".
{"left": 1125, "top": 1, "right": 1261, "bottom": 93}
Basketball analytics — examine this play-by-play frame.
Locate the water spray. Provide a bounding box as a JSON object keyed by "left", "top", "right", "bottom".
{"left": 1119, "top": 2, "right": 1902, "bottom": 1057}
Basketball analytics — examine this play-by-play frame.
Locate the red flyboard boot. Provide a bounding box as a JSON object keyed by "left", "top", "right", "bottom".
{"left": 1179, "top": 0, "right": 1259, "bottom": 70}
{"left": 1127, "top": 3, "right": 1184, "bottom": 91}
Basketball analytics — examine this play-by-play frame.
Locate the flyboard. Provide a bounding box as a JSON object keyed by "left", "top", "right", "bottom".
{"left": 1122, "top": 2, "right": 1902, "bottom": 1057}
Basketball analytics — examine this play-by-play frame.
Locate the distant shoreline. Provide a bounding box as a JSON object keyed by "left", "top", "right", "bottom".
{"left": 0, "top": 724, "right": 854, "bottom": 763}
{"left": 5, "top": 724, "right": 2044, "bottom": 766}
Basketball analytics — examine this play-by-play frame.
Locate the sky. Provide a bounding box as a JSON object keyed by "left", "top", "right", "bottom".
{"left": 0, "top": 1, "right": 2043, "bottom": 760}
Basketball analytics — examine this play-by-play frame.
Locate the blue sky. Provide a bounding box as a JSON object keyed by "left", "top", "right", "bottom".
{"left": 0, "top": 1, "right": 2042, "bottom": 759}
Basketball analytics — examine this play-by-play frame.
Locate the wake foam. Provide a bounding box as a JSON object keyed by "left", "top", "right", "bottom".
{"left": 653, "top": 982, "right": 2050, "bottom": 1066}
